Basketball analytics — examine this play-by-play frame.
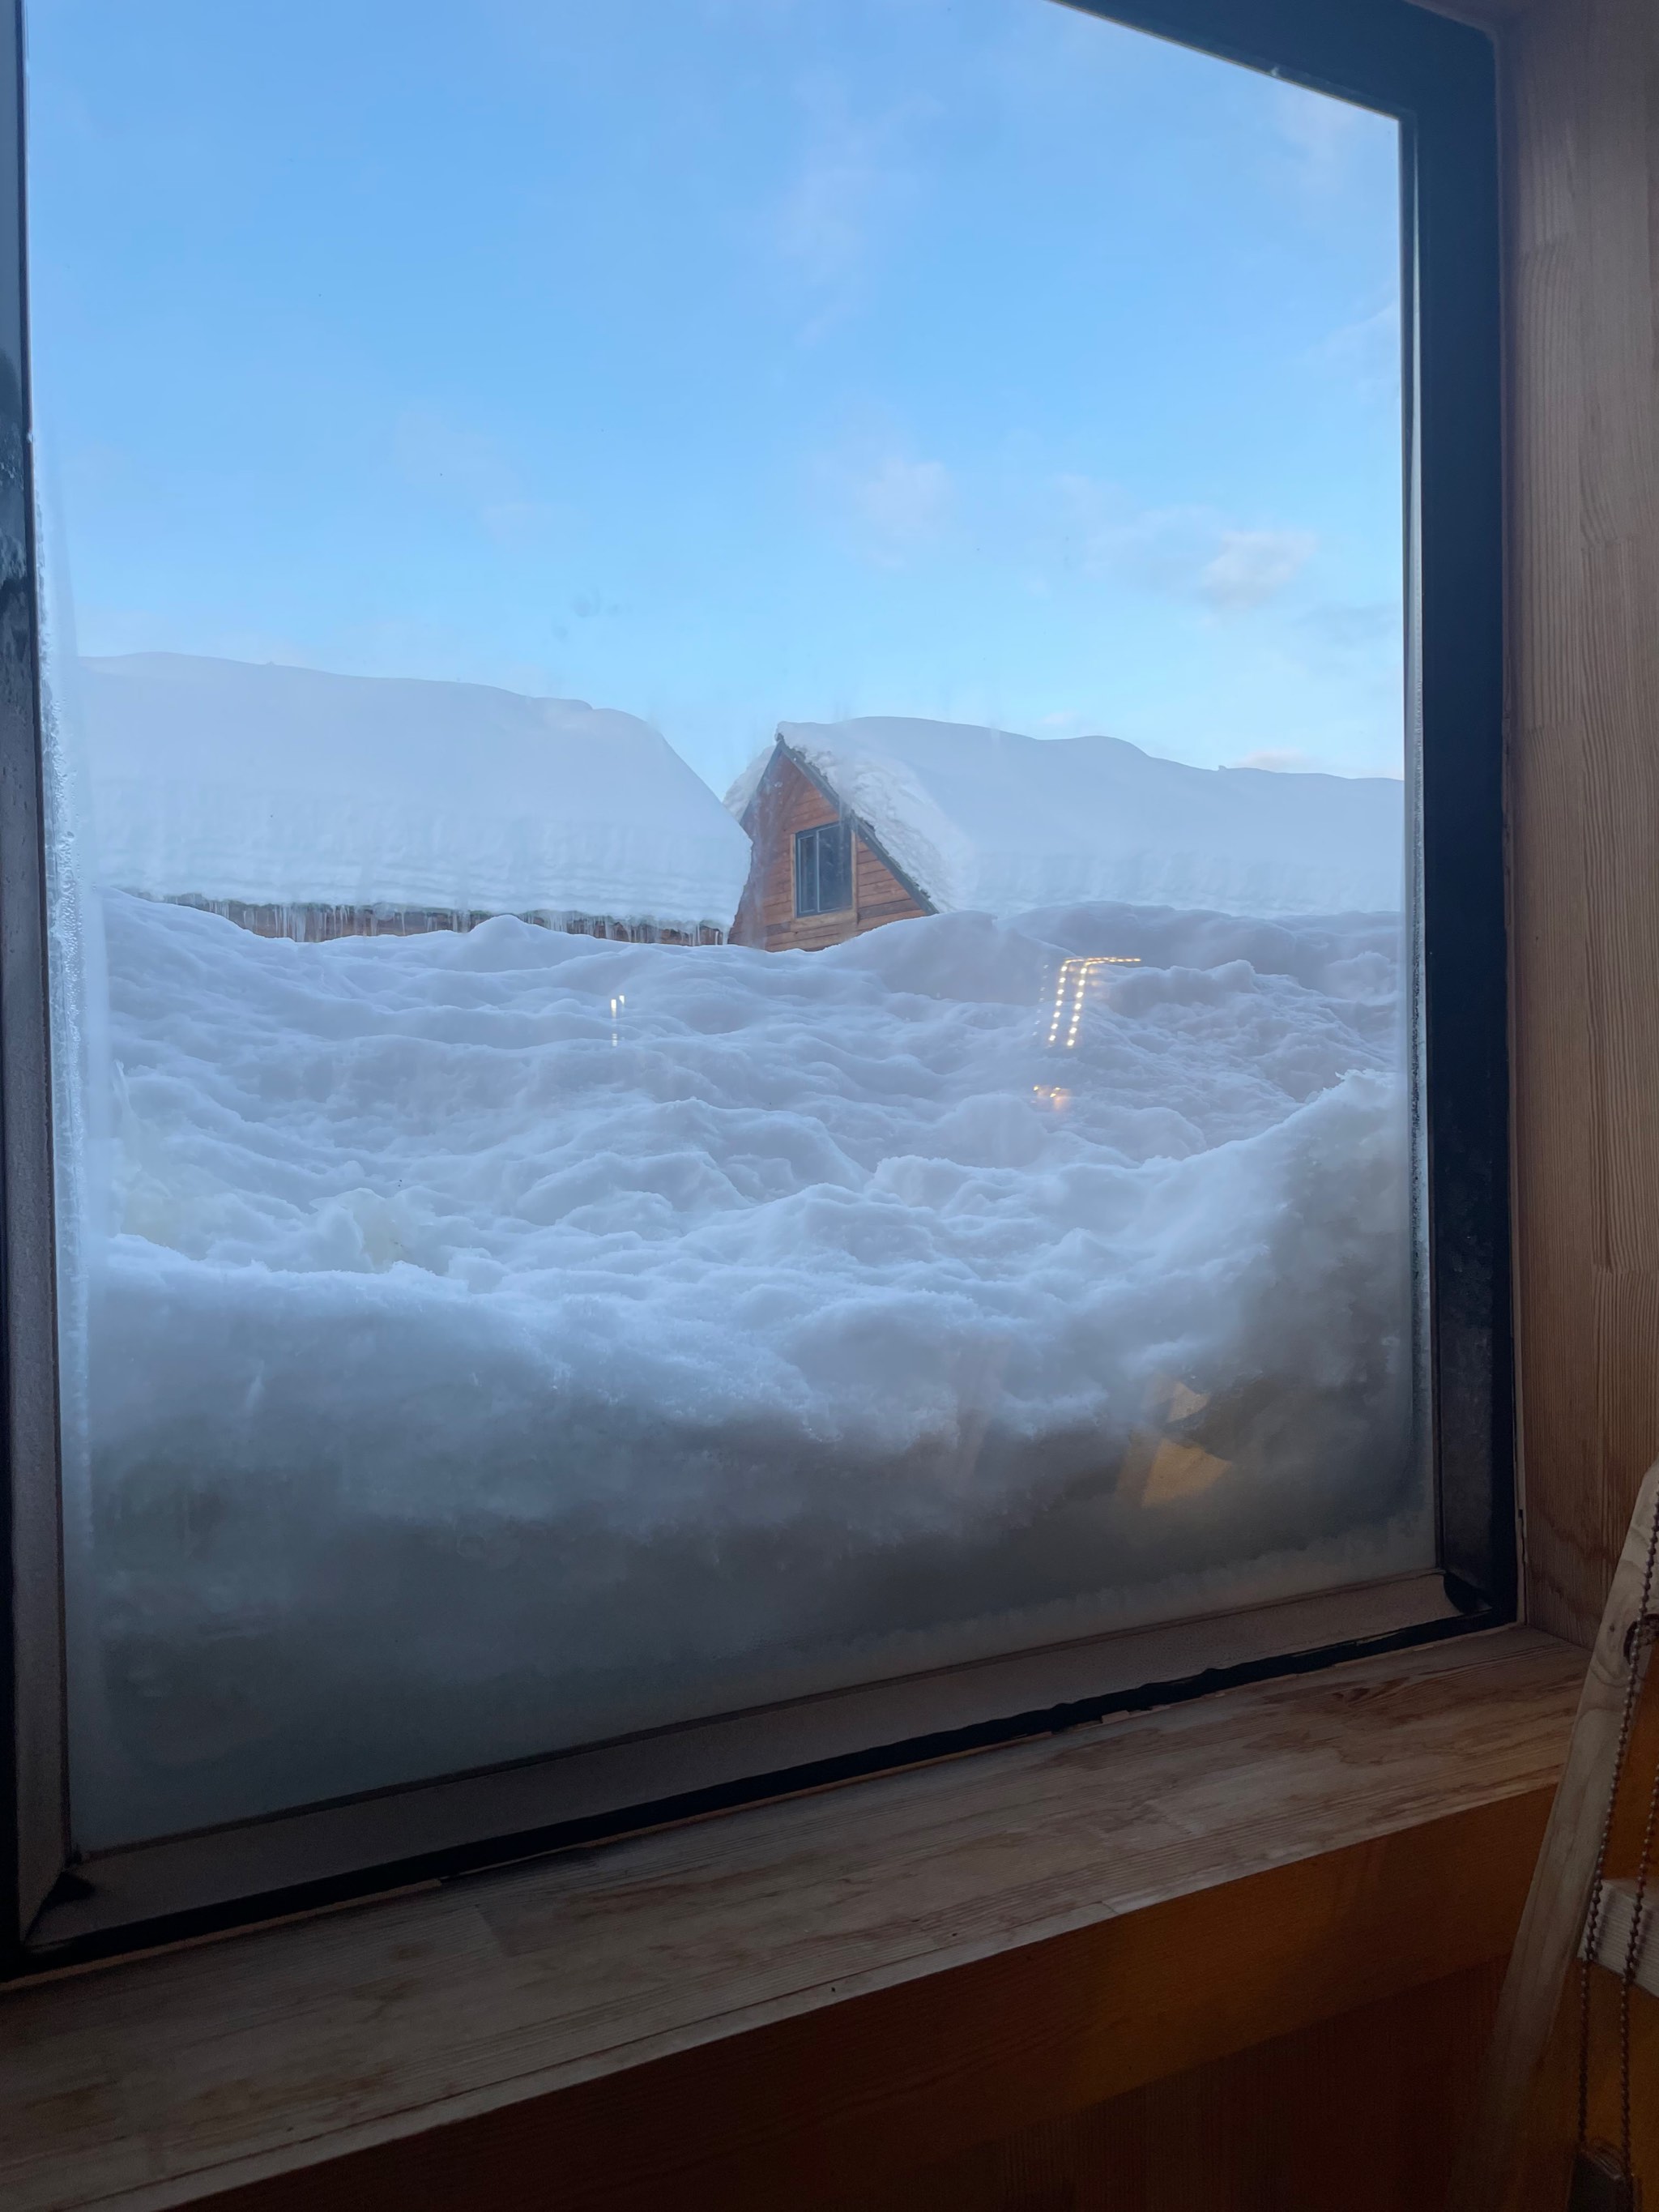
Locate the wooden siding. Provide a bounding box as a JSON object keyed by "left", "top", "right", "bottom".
{"left": 168, "top": 898, "right": 725, "bottom": 947}
{"left": 730, "top": 749, "right": 927, "bottom": 951}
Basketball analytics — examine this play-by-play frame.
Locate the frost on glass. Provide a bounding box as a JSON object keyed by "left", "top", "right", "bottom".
{"left": 26, "top": 0, "right": 1420, "bottom": 1845}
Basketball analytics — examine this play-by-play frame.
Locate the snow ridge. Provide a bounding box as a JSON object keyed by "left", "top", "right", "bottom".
{"left": 75, "top": 890, "right": 1417, "bottom": 1838}
{"left": 730, "top": 717, "right": 1403, "bottom": 920}
{"left": 76, "top": 653, "right": 753, "bottom": 931}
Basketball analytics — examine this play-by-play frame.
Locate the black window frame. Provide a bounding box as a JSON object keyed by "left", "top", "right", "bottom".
{"left": 0, "top": 0, "right": 1508, "bottom": 1976}
{"left": 795, "top": 818, "right": 855, "bottom": 917}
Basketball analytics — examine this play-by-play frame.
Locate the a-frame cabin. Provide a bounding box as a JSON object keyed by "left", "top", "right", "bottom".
{"left": 728, "top": 737, "right": 932, "bottom": 951}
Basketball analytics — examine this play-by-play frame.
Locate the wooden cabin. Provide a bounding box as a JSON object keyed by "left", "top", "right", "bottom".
{"left": 79, "top": 654, "right": 751, "bottom": 949}
{"left": 174, "top": 897, "right": 728, "bottom": 946}
{"left": 728, "top": 739, "right": 930, "bottom": 950}
{"left": 727, "top": 713, "right": 1404, "bottom": 951}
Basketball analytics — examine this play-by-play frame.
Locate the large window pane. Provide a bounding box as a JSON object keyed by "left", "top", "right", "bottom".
{"left": 26, "top": 0, "right": 1416, "bottom": 1847}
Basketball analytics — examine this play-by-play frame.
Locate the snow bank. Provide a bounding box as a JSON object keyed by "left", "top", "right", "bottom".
{"left": 74, "top": 890, "right": 1418, "bottom": 1843}
{"left": 76, "top": 653, "right": 753, "bottom": 932}
{"left": 731, "top": 718, "right": 1404, "bottom": 919}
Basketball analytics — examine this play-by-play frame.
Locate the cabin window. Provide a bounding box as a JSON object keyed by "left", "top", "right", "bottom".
{"left": 2, "top": 0, "right": 1503, "bottom": 1964}
{"left": 795, "top": 822, "right": 854, "bottom": 917}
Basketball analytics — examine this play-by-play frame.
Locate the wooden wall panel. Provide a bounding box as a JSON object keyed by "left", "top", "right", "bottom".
{"left": 731, "top": 753, "right": 925, "bottom": 951}
{"left": 834, "top": 1959, "right": 1507, "bottom": 2212}
{"left": 729, "top": 753, "right": 839, "bottom": 947}
{"left": 852, "top": 835, "right": 919, "bottom": 936}
{"left": 169, "top": 1786, "right": 1554, "bottom": 2212}
{"left": 1498, "top": 0, "right": 1659, "bottom": 1643}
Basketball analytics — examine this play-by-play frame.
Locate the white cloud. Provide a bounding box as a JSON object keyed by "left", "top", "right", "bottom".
{"left": 812, "top": 439, "right": 953, "bottom": 567}
{"left": 1200, "top": 528, "right": 1317, "bottom": 612}
{"left": 392, "top": 407, "right": 557, "bottom": 547}
{"left": 770, "top": 81, "right": 936, "bottom": 337}
{"left": 775, "top": 126, "right": 883, "bottom": 294}
{"left": 1314, "top": 300, "right": 1401, "bottom": 402}
{"left": 847, "top": 453, "right": 952, "bottom": 557}
{"left": 1300, "top": 601, "right": 1400, "bottom": 654}
{"left": 1056, "top": 482, "right": 1206, "bottom": 594}
{"left": 1056, "top": 478, "right": 1316, "bottom": 615}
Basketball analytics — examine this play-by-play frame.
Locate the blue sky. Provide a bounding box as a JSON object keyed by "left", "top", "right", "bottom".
{"left": 23, "top": 0, "right": 1404, "bottom": 796}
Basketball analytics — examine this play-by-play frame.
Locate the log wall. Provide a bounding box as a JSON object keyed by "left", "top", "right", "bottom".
{"left": 168, "top": 897, "right": 725, "bottom": 947}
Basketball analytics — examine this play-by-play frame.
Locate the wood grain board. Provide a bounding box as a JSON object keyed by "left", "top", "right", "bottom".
{"left": 0, "top": 1626, "right": 1581, "bottom": 2212}
{"left": 834, "top": 1959, "right": 1512, "bottom": 2212}
{"left": 1492, "top": 0, "right": 1659, "bottom": 1648}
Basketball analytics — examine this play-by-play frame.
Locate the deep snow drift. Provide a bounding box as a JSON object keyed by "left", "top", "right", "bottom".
{"left": 71, "top": 889, "right": 1420, "bottom": 1842}
{"left": 75, "top": 653, "right": 753, "bottom": 932}
{"left": 729, "top": 718, "right": 1405, "bottom": 919}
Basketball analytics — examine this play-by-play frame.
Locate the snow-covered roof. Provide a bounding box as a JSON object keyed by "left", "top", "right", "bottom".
{"left": 73, "top": 654, "right": 753, "bottom": 930}
{"left": 728, "top": 717, "right": 1404, "bottom": 919}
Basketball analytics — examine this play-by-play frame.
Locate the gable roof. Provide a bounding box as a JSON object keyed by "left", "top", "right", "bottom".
{"left": 72, "top": 653, "right": 753, "bottom": 931}
{"left": 728, "top": 717, "right": 1403, "bottom": 920}
{"left": 735, "top": 737, "right": 936, "bottom": 916}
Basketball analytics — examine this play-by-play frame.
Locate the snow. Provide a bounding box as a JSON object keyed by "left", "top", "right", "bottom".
{"left": 70, "top": 887, "right": 1420, "bottom": 1843}
{"left": 74, "top": 653, "right": 753, "bottom": 932}
{"left": 730, "top": 718, "right": 1405, "bottom": 920}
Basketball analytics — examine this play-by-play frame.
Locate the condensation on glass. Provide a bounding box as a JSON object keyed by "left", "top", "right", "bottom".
{"left": 25, "top": 0, "right": 1418, "bottom": 1847}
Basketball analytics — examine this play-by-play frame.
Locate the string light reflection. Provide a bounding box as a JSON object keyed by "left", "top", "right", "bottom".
{"left": 1042, "top": 954, "right": 1140, "bottom": 1051}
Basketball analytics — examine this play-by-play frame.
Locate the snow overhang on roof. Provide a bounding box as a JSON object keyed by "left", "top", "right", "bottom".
{"left": 71, "top": 654, "right": 753, "bottom": 932}
{"left": 752, "top": 716, "right": 1404, "bottom": 920}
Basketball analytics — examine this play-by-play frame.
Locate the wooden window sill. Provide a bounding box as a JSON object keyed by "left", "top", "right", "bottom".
{"left": 1, "top": 1625, "right": 1582, "bottom": 2212}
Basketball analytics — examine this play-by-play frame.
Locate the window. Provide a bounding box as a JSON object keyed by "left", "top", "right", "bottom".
{"left": 2, "top": 0, "right": 1505, "bottom": 1967}
{"left": 795, "top": 822, "right": 854, "bottom": 917}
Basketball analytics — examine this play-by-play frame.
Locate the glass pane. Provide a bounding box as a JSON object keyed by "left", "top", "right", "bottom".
{"left": 26, "top": 0, "right": 1417, "bottom": 1847}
